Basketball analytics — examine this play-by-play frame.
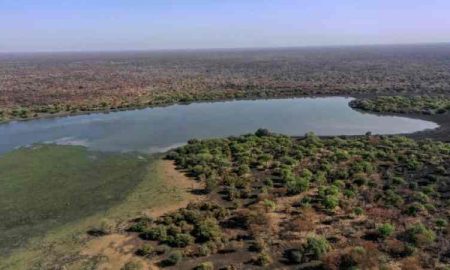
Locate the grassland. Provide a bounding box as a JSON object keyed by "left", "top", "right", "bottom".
{"left": 0, "top": 145, "right": 196, "bottom": 269}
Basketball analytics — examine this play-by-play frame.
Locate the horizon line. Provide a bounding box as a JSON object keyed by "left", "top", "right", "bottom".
{"left": 1, "top": 41, "right": 449, "bottom": 55}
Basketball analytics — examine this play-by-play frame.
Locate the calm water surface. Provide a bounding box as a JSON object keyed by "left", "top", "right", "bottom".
{"left": 0, "top": 97, "right": 438, "bottom": 154}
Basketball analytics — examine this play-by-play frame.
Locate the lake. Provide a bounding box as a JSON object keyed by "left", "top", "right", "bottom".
{"left": 0, "top": 97, "right": 438, "bottom": 154}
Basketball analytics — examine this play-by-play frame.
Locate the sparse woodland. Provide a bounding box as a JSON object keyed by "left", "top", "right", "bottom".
{"left": 125, "top": 131, "right": 450, "bottom": 269}
{"left": 1, "top": 44, "right": 450, "bottom": 121}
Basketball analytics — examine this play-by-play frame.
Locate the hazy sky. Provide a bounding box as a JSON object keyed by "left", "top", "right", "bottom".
{"left": 1, "top": 0, "right": 449, "bottom": 52}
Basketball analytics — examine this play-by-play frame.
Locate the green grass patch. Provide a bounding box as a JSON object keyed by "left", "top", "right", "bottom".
{"left": 0, "top": 145, "right": 190, "bottom": 270}
{"left": 0, "top": 145, "right": 148, "bottom": 265}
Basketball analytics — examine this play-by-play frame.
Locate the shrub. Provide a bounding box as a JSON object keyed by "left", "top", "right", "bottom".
{"left": 255, "top": 251, "right": 272, "bottom": 266}
{"left": 304, "top": 235, "right": 331, "bottom": 259}
{"left": 354, "top": 207, "right": 364, "bottom": 215}
{"left": 284, "top": 249, "right": 303, "bottom": 264}
{"left": 129, "top": 217, "right": 153, "bottom": 232}
{"left": 198, "top": 244, "right": 212, "bottom": 256}
{"left": 155, "top": 245, "right": 171, "bottom": 255}
{"left": 413, "top": 192, "right": 429, "bottom": 203}
{"left": 391, "top": 176, "right": 405, "bottom": 185}
{"left": 250, "top": 237, "right": 268, "bottom": 252}
{"left": 136, "top": 244, "right": 155, "bottom": 257}
{"left": 205, "top": 177, "right": 219, "bottom": 193}
{"left": 166, "top": 233, "right": 194, "bottom": 247}
{"left": 322, "top": 195, "right": 339, "bottom": 210}
{"left": 385, "top": 239, "right": 415, "bottom": 258}
{"left": 405, "top": 223, "right": 436, "bottom": 247}
{"left": 121, "top": 260, "right": 144, "bottom": 270}
{"left": 161, "top": 251, "right": 183, "bottom": 267}
{"left": 237, "top": 164, "right": 251, "bottom": 175}
{"left": 263, "top": 199, "right": 277, "bottom": 212}
{"left": 194, "top": 218, "right": 222, "bottom": 242}
{"left": 332, "top": 180, "right": 345, "bottom": 189}
{"left": 319, "top": 186, "right": 340, "bottom": 197}
{"left": 264, "top": 178, "right": 274, "bottom": 187}
{"left": 298, "top": 196, "right": 312, "bottom": 208}
{"left": 194, "top": 261, "right": 214, "bottom": 270}
{"left": 377, "top": 223, "right": 395, "bottom": 238}
{"left": 384, "top": 190, "right": 405, "bottom": 207}
{"left": 142, "top": 225, "right": 168, "bottom": 241}
{"left": 343, "top": 189, "right": 356, "bottom": 198}
{"left": 286, "top": 177, "right": 310, "bottom": 195}
{"left": 353, "top": 175, "right": 368, "bottom": 186}
{"left": 405, "top": 203, "right": 424, "bottom": 216}
{"left": 435, "top": 218, "right": 448, "bottom": 228}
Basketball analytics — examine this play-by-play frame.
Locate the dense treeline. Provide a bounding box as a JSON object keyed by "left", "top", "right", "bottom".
{"left": 350, "top": 96, "right": 450, "bottom": 115}
{"left": 1, "top": 44, "right": 450, "bottom": 121}
{"left": 127, "top": 131, "right": 450, "bottom": 269}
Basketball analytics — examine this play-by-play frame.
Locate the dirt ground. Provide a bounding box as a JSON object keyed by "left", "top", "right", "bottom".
{"left": 80, "top": 160, "right": 205, "bottom": 270}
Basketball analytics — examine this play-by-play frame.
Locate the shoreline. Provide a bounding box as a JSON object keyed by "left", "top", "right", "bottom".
{"left": 1, "top": 93, "right": 448, "bottom": 142}
{"left": 0, "top": 93, "right": 354, "bottom": 124}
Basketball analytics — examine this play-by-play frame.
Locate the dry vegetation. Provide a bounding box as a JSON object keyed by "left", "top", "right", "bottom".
{"left": 116, "top": 130, "right": 450, "bottom": 269}
{"left": 1, "top": 44, "right": 450, "bottom": 121}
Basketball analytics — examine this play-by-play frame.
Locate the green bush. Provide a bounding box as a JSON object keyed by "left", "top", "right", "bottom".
{"left": 263, "top": 199, "right": 277, "bottom": 212}
{"left": 405, "top": 223, "right": 436, "bottom": 247}
{"left": 435, "top": 218, "right": 448, "bottom": 228}
{"left": 354, "top": 207, "right": 364, "bottom": 215}
{"left": 377, "top": 223, "right": 395, "bottom": 238}
{"left": 205, "top": 177, "right": 219, "bottom": 193}
{"left": 194, "top": 218, "right": 222, "bottom": 242}
{"left": 194, "top": 261, "right": 214, "bottom": 270}
{"left": 129, "top": 217, "right": 153, "bottom": 232}
{"left": 405, "top": 203, "right": 424, "bottom": 216}
{"left": 304, "top": 235, "right": 331, "bottom": 259}
{"left": 142, "top": 225, "right": 168, "bottom": 241}
{"left": 286, "top": 177, "right": 310, "bottom": 195}
{"left": 136, "top": 244, "right": 154, "bottom": 257}
{"left": 166, "top": 233, "right": 194, "bottom": 247}
{"left": 161, "top": 251, "right": 183, "bottom": 267}
{"left": 322, "top": 195, "right": 339, "bottom": 210}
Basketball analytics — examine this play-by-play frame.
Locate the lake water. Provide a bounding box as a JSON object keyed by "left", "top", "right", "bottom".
{"left": 0, "top": 97, "right": 438, "bottom": 154}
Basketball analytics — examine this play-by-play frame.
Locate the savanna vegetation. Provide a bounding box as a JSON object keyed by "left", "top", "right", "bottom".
{"left": 122, "top": 130, "right": 450, "bottom": 269}
{"left": 350, "top": 96, "right": 450, "bottom": 115}
{"left": 1, "top": 44, "right": 450, "bottom": 121}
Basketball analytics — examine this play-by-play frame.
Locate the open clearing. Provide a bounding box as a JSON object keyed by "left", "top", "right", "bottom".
{"left": 0, "top": 146, "right": 200, "bottom": 270}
